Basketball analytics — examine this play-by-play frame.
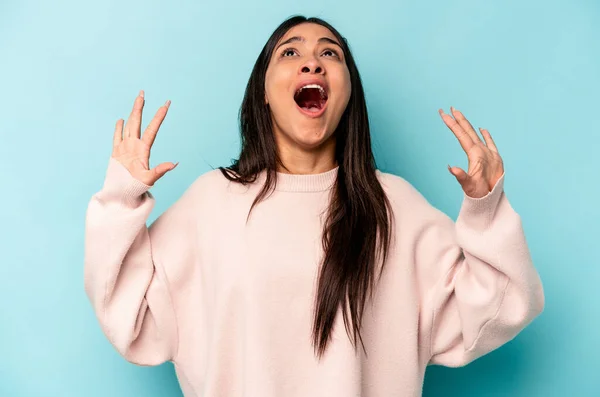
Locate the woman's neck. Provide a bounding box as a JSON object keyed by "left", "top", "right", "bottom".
{"left": 275, "top": 135, "right": 338, "bottom": 175}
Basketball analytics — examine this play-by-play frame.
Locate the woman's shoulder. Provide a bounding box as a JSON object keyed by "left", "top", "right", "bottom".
{"left": 375, "top": 169, "right": 435, "bottom": 214}
{"left": 376, "top": 170, "right": 423, "bottom": 199}
{"left": 186, "top": 167, "right": 257, "bottom": 199}
{"left": 191, "top": 167, "right": 230, "bottom": 187}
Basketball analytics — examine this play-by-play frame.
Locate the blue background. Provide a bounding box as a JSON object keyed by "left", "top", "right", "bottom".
{"left": 1, "top": 0, "right": 598, "bottom": 396}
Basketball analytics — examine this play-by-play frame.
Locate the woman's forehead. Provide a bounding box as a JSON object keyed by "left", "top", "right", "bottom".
{"left": 278, "top": 23, "right": 337, "bottom": 44}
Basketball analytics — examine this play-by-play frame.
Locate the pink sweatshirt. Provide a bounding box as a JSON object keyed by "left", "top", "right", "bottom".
{"left": 84, "top": 157, "right": 544, "bottom": 397}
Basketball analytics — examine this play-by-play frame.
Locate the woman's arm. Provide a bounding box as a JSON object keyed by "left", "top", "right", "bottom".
{"left": 414, "top": 174, "right": 544, "bottom": 367}
{"left": 84, "top": 157, "right": 197, "bottom": 365}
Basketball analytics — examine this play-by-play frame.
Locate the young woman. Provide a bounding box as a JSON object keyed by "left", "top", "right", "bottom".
{"left": 84, "top": 16, "right": 544, "bottom": 397}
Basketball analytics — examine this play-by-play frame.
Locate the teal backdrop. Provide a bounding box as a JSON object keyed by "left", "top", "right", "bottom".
{"left": 1, "top": 0, "right": 598, "bottom": 396}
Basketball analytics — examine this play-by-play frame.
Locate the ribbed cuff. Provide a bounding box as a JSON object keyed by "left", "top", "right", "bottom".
{"left": 457, "top": 173, "right": 506, "bottom": 230}
{"left": 102, "top": 157, "right": 152, "bottom": 207}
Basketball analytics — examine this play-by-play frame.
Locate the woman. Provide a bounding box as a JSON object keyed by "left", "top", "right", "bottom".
{"left": 84, "top": 16, "right": 544, "bottom": 397}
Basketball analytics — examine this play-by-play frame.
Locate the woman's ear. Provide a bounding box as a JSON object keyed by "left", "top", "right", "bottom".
{"left": 264, "top": 93, "right": 269, "bottom": 104}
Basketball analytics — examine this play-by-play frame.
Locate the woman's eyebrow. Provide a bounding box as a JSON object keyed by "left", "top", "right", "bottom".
{"left": 318, "top": 37, "right": 342, "bottom": 48}
{"left": 276, "top": 36, "right": 343, "bottom": 51}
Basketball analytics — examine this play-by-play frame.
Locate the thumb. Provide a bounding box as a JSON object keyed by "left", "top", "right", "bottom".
{"left": 151, "top": 161, "right": 179, "bottom": 182}
{"left": 447, "top": 165, "right": 470, "bottom": 188}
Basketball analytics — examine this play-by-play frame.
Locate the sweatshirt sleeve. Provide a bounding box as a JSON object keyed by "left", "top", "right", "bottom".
{"left": 412, "top": 174, "right": 545, "bottom": 367}
{"left": 84, "top": 157, "right": 198, "bottom": 366}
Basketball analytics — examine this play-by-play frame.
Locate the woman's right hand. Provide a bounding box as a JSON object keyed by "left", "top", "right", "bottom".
{"left": 112, "top": 90, "right": 178, "bottom": 186}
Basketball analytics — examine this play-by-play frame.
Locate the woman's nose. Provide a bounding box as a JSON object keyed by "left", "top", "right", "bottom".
{"left": 300, "top": 58, "right": 324, "bottom": 75}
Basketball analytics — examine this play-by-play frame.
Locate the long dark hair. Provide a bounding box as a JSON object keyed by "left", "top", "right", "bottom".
{"left": 219, "top": 15, "right": 394, "bottom": 358}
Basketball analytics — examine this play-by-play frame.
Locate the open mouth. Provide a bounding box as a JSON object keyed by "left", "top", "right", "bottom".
{"left": 294, "top": 84, "right": 328, "bottom": 114}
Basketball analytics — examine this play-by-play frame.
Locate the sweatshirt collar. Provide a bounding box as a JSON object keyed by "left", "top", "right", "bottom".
{"left": 266, "top": 166, "right": 339, "bottom": 192}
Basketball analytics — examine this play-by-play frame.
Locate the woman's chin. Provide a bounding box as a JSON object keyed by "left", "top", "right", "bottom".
{"left": 290, "top": 128, "right": 335, "bottom": 150}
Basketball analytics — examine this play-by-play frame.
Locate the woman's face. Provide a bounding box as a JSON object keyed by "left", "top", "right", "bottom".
{"left": 265, "top": 23, "right": 351, "bottom": 152}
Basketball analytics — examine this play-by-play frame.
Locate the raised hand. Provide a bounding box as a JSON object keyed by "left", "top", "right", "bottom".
{"left": 439, "top": 107, "right": 504, "bottom": 198}
{"left": 112, "top": 90, "right": 177, "bottom": 186}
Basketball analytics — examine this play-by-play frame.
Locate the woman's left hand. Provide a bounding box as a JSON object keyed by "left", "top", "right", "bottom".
{"left": 439, "top": 107, "right": 504, "bottom": 198}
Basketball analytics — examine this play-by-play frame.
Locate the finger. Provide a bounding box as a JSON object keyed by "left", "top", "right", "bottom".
{"left": 479, "top": 128, "right": 499, "bottom": 153}
{"left": 439, "top": 109, "right": 475, "bottom": 152}
{"left": 113, "top": 119, "right": 124, "bottom": 149}
{"left": 151, "top": 161, "right": 178, "bottom": 183}
{"left": 447, "top": 165, "right": 470, "bottom": 186}
{"left": 142, "top": 100, "right": 171, "bottom": 147}
{"left": 450, "top": 107, "right": 481, "bottom": 143}
{"left": 124, "top": 90, "right": 145, "bottom": 139}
